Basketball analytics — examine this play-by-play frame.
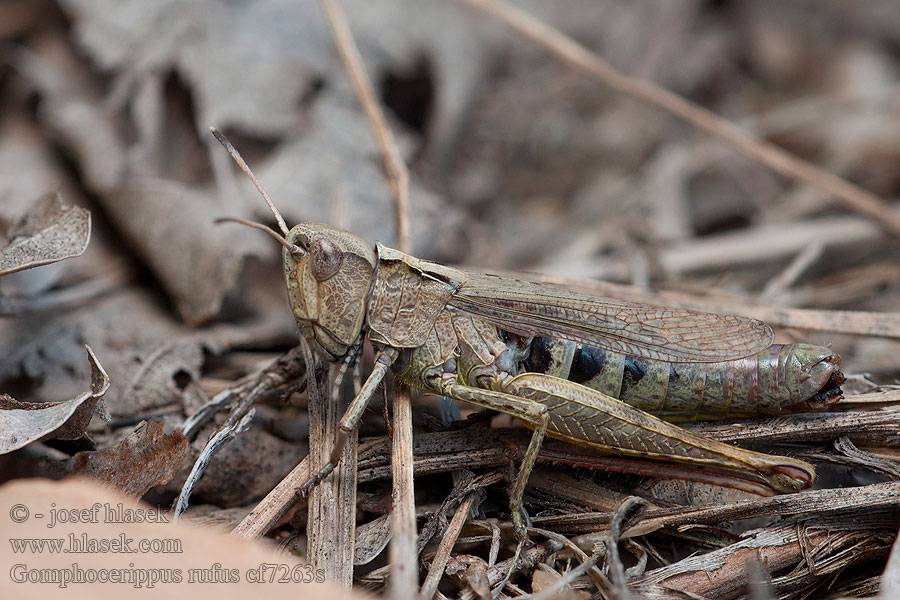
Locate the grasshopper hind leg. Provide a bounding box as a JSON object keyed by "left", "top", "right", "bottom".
{"left": 501, "top": 371, "right": 815, "bottom": 494}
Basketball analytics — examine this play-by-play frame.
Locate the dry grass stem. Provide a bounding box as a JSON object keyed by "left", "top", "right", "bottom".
{"left": 308, "top": 361, "right": 359, "bottom": 586}
{"left": 636, "top": 518, "right": 895, "bottom": 598}
{"left": 420, "top": 494, "right": 477, "bottom": 599}
{"left": 319, "top": 0, "right": 410, "bottom": 253}
{"left": 492, "top": 269, "right": 900, "bottom": 339}
{"left": 388, "top": 382, "right": 418, "bottom": 599}
{"left": 759, "top": 242, "right": 826, "bottom": 301}
{"left": 319, "top": 0, "right": 417, "bottom": 593}
{"left": 176, "top": 347, "right": 308, "bottom": 521}
{"left": 686, "top": 402, "right": 900, "bottom": 445}
{"left": 533, "top": 480, "right": 900, "bottom": 538}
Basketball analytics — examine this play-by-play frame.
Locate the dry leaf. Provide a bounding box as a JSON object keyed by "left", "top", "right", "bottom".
{"left": 0, "top": 192, "right": 90, "bottom": 277}
{"left": 105, "top": 180, "right": 259, "bottom": 326}
{"left": 35, "top": 420, "right": 189, "bottom": 497}
{"left": 0, "top": 289, "right": 184, "bottom": 409}
{"left": 0, "top": 345, "right": 108, "bottom": 454}
{"left": 124, "top": 340, "right": 204, "bottom": 413}
{"left": 12, "top": 36, "right": 127, "bottom": 193}
{"left": 0, "top": 285, "right": 294, "bottom": 413}
{"left": 354, "top": 514, "right": 391, "bottom": 565}
{"left": 0, "top": 114, "right": 73, "bottom": 218}
{"left": 58, "top": 0, "right": 494, "bottom": 141}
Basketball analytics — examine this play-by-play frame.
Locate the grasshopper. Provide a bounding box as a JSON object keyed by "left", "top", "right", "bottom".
{"left": 211, "top": 129, "right": 837, "bottom": 540}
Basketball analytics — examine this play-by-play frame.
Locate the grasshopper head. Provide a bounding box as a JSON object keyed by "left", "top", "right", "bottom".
{"left": 208, "top": 128, "right": 376, "bottom": 360}
{"left": 283, "top": 223, "right": 376, "bottom": 359}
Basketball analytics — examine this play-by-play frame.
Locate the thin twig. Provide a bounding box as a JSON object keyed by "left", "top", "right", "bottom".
{"left": 318, "top": 2, "right": 417, "bottom": 596}
{"left": 420, "top": 367, "right": 473, "bottom": 598}
{"left": 526, "top": 527, "right": 608, "bottom": 595}
{"left": 685, "top": 403, "right": 900, "bottom": 446}
{"left": 389, "top": 382, "right": 418, "bottom": 599}
{"left": 177, "top": 348, "right": 308, "bottom": 522}
{"left": 182, "top": 346, "right": 306, "bottom": 439}
{"left": 456, "top": 0, "right": 900, "bottom": 237}
{"left": 319, "top": 0, "right": 411, "bottom": 253}
{"left": 459, "top": 541, "right": 564, "bottom": 600}
{"left": 602, "top": 497, "right": 647, "bottom": 600}
{"left": 490, "top": 268, "right": 900, "bottom": 340}
{"left": 523, "top": 554, "right": 602, "bottom": 600}
{"left": 635, "top": 515, "right": 895, "bottom": 598}
{"left": 759, "top": 242, "right": 825, "bottom": 302}
{"left": 421, "top": 494, "right": 478, "bottom": 599}
{"left": 0, "top": 266, "right": 129, "bottom": 316}
{"left": 537, "top": 480, "right": 900, "bottom": 538}
{"left": 173, "top": 409, "right": 255, "bottom": 521}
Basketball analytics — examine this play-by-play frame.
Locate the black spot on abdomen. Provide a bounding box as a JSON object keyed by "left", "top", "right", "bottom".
{"left": 569, "top": 346, "right": 607, "bottom": 384}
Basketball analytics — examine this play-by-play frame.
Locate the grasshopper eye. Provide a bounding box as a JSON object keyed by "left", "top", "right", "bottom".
{"left": 310, "top": 236, "right": 343, "bottom": 281}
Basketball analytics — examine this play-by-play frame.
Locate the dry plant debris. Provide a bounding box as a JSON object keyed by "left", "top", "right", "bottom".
{"left": 0, "top": 345, "right": 107, "bottom": 453}
{"left": 0, "top": 192, "right": 90, "bottom": 279}
{"left": 1, "top": 1, "right": 900, "bottom": 599}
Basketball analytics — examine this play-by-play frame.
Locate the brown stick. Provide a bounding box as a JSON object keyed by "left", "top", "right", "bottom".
{"left": 685, "top": 403, "right": 900, "bottom": 446}
{"left": 318, "top": 2, "right": 417, "bottom": 595}
{"left": 533, "top": 479, "right": 900, "bottom": 537}
{"left": 420, "top": 494, "right": 477, "bottom": 599}
{"left": 307, "top": 362, "right": 358, "bottom": 585}
{"left": 637, "top": 515, "right": 895, "bottom": 598}
{"left": 457, "top": 0, "right": 900, "bottom": 237}
{"left": 389, "top": 382, "right": 418, "bottom": 599}
{"left": 319, "top": 0, "right": 411, "bottom": 253}
{"left": 640, "top": 528, "right": 829, "bottom": 598}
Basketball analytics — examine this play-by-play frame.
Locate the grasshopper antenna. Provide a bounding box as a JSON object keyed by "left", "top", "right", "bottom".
{"left": 209, "top": 126, "right": 291, "bottom": 238}
{"left": 213, "top": 217, "right": 303, "bottom": 259}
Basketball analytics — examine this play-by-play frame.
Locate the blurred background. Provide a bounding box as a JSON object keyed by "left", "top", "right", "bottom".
{"left": 1, "top": 0, "right": 899, "bottom": 539}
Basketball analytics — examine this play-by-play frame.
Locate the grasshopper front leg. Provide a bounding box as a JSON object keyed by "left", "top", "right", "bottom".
{"left": 300, "top": 348, "right": 398, "bottom": 493}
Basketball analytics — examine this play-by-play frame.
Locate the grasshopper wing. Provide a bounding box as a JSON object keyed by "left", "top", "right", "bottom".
{"left": 447, "top": 273, "right": 774, "bottom": 363}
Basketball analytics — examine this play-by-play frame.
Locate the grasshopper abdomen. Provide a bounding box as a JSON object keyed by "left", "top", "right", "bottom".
{"left": 523, "top": 337, "right": 844, "bottom": 421}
